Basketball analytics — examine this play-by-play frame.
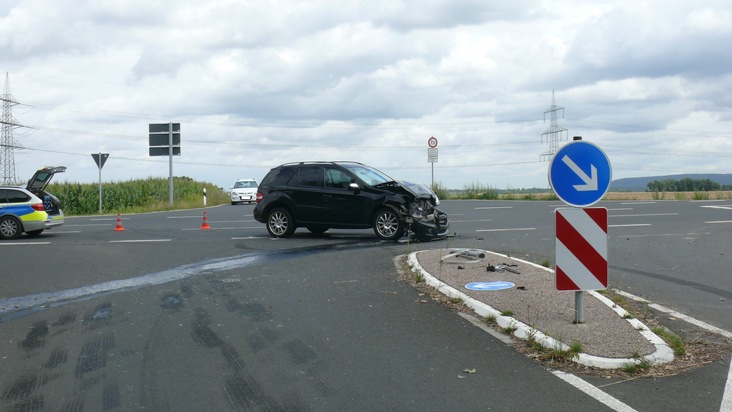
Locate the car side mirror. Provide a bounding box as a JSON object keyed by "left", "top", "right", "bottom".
{"left": 348, "top": 182, "right": 361, "bottom": 193}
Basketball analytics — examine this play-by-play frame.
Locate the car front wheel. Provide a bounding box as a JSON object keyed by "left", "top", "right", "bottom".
{"left": 266, "top": 208, "right": 295, "bottom": 238}
{"left": 373, "top": 208, "right": 404, "bottom": 240}
{"left": 0, "top": 216, "right": 23, "bottom": 240}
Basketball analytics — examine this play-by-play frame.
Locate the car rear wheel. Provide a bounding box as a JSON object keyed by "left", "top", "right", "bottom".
{"left": 373, "top": 208, "right": 404, "bottom": 240}
{"left": 266, "top": 208, "right": 295, "bottom": 238}
{"left": 0, "top": 216, "right": 23, "bottom": 240}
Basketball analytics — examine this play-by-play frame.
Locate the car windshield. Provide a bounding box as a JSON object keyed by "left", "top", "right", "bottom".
{"left": 234, "top": 181, "right": 256, "bottom": 188}
{"left": 341, "top": 163, "right": 393, "bottom": 186}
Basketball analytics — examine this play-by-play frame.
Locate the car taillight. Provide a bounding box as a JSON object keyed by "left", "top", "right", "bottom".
{"left": 31, "top": 203, "right": 46, "bottom": 212}
{"left": 256, "top": 192, "right": 264, "bottom": 203}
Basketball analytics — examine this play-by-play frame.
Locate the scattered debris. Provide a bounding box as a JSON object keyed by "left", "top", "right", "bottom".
{"left": 441, "top": 248, "right": 486, "bottom": 263}
{"left": 486, "top": 263, "right": 521, "bottom": 274}
{"left": 463, "top": 369, "right": 476, "bottom": 374}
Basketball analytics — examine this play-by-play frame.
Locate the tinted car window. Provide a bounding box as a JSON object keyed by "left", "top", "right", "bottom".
{"left": 291, "top": 166, "right": 322, "bottom": 187}
{"left": 261, "top": 166, "right": 297, "bottom": 186}
{"left": 324, "top": 167, "right": 351, "bottom": 188}
{"left": 3, "top": 189, "right": 31, "bottom": 203}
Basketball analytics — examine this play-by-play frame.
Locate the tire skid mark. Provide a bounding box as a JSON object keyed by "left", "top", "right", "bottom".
{"left": 59, "top": 393, "right": 84, "bottom": 412}
{"left": 7, "top": 395, "right": 44, "bottom": 412}
{"left": 190, "top": 307, "right": 247, "bottom": 371}
{"left": 74, "top": 332, "right": 115, "bottom": 378}
{"left": 2, "top": 374, "right": 41, "bottom": 401}
{"left": 223, "top": 373, "right": 280, "bottom": 411}
{"left": 82, "top": 302, "right": 113, "bottom": 331}
{"left": 102, "top": 382, "right": 121, "bottom": 411}
{"left": 2, "top": 242, "right": 379, "bottom": 323}
{"left": 44, "top": 348, "right": 69, "bottom": 369}
{"left": 19, "top": 321, "right": 49, "bottom": 351}
{"left": 52, "top": 312, "right": 76, "bottom": 327}
{"left": 282, "top": 340, "right": 317, "bottom": 364}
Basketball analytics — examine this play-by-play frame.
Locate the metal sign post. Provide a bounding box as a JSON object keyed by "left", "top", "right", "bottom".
{"left": 91, "top": 153, "right": 109, "bottom": 214}
{"left": 427, "top": 136, "right": 438, "bottom": 188}
{"left": 549, "top": 136, "right": 612, "bottom": 324}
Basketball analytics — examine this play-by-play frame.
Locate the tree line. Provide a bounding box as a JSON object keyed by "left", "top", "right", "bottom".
{"left": 647, "top": 178, "right": 732, "bottom": 192}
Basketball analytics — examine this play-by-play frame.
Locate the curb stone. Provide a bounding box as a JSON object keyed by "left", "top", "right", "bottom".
{"left": 405, "top": 249, "right": 675, "bottom": 370}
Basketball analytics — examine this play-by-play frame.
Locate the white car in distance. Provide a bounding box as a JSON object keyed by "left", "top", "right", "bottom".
{"left": 229, "top": 178, "right": 258, "bottom": 205}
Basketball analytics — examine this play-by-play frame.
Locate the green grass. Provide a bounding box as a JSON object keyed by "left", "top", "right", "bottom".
{"left": 48, "top": 177, "right": 229, "bottom": 215}
{"left": 652, "top": 327, "right": 686, "bottom": 356}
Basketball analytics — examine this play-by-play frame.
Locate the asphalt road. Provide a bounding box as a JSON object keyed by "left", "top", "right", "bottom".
{"left": 0, "top": 200, "right": 730, "bottom": 411}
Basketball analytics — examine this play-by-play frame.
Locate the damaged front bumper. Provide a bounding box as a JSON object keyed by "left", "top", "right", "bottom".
{"left": 407, "top": 207, "right": 449, "bottom": 241}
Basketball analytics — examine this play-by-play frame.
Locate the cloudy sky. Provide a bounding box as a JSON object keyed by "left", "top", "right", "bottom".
{"left": 2, "top": 0, "right": 731, "bottom": 191}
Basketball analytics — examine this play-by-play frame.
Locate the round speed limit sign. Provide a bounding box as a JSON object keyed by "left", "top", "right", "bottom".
{"left": 428, "top": 136, "right": 438, "bottom": 148}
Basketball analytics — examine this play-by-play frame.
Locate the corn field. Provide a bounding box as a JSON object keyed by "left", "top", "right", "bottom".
{"left": 47, "top": 177, "right": 229, "bottom": 215}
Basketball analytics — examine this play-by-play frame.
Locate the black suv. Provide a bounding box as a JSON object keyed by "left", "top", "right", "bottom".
{"left": 253, "top": 161, "right": 448, "bottom": 241}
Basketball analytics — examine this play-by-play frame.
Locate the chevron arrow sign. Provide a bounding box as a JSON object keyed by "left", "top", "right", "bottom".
{"left": 555, "top": 207, "right": 608, "bottom": 291}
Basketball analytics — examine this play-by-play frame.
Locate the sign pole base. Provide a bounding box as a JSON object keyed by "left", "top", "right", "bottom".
{"left": 574, "top": 291, "right": 585, "bottom": 324}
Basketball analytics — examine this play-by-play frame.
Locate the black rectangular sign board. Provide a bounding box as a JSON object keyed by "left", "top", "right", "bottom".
{"left": 149, "top": 123, "right": 180, "bottom": 133}
{"left": 149, "top": 147, "right": 181, "bottom": 156}
{"left": 149, "top": 133, "right": 181, "bottom": 147}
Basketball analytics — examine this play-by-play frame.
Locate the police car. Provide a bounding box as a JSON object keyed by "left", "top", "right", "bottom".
{"left": 0, "top": 166, "right": 66, "bottom": 240}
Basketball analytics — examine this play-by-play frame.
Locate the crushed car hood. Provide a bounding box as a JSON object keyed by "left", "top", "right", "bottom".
{"left": 373, "top": 180, "right": 438, "bottom": 202}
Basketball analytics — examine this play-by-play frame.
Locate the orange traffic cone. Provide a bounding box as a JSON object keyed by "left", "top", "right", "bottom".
{"left": 114, "top": 213, "right": 125, "bottom": 231}
{"left": 200, "top": 211, "right": 211, "bottom": 230}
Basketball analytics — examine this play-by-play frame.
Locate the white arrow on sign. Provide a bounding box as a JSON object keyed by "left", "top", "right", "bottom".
{"left": 561, "top": 155, "right": 598, "bottom": 191}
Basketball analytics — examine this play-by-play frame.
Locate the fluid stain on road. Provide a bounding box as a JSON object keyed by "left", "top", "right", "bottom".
{"left": 0, "top": 240, "right": 385, "bottom": 323}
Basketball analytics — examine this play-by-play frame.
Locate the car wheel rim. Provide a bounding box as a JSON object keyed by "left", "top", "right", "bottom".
{"left": 269, "top": 212, "right": 289, "bottom": 236}
{"left": 0, "top": 219, "right": 18, "bottom": 237}
{"left": 376, "top": 212, "right": 398, "bottom": 237}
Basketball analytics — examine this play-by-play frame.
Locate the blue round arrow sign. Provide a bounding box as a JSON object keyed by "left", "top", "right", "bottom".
{"left": 548, "top": 141, "right": 612, "bottom": 207}
{"left": 465, "top": 281, "right": 515, "bottom": 291}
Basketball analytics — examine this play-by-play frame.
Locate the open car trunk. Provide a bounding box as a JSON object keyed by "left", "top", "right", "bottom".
{"left": 26, "top": 166, "right": 66, "bottom": 215}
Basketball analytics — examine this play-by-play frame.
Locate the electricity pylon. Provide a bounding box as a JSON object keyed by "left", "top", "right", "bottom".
{"left": 540, "top": 90, "right": 568, "bottom": 161}
{"left": 1, "top": 73, "right": 25, "bottom": 184}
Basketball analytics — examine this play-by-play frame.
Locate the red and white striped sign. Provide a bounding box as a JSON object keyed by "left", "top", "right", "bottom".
{"left": 555, "top": 207, "right": 608, "bottom": 291}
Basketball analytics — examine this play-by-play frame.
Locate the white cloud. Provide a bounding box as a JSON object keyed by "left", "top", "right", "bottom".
{"left": 1, "top": 0, "right": 731, "bottom": 191}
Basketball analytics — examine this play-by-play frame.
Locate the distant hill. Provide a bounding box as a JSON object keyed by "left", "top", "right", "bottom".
{"left": 611, "top": 174, "right": 732, "bottom": 191}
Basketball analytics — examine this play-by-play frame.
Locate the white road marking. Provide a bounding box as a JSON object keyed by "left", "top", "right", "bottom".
{"left": 609, "top": 213, "right": 678, "bottom": 217}
{"left": 0, "top": 242, "right": 50, "bottom": 246}
{"left": 109, "top": 239, "right": 171, "bottom": 243}
{"left": 608, "top": 224, "right": 652, "bottom": 228}
{"left": 551, "top": 370, "right": 638, "bottom": 412}
{"left": 475, "top": 227, "right": 536, "bottom": 232}
{"left": 475, "top": 206, "right": 513, "bottom": 210}
{"left": 722, "top": 359, "right": 732, "bottom": 412}
{"left": 181, "top": 226, "right": 261, "bottom": 231}
{"left": 707, "top": 220, "right": 732, "bottom": 224}
{"left": 613, "top": 290, "right": 732, "bottom": 412}
{"left": 449, "top": 219, "right": 493, "bottom": 223}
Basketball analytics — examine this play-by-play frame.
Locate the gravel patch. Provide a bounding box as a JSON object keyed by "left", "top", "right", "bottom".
{"left": 411, "top": 248, "right": 657, "bottom": 359}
